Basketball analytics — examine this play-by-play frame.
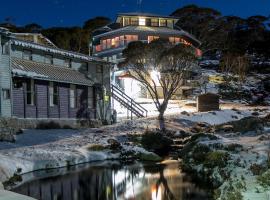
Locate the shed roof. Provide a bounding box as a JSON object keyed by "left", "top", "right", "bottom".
{"left": 12, "top": 58, "right": 95, "bottom": 86}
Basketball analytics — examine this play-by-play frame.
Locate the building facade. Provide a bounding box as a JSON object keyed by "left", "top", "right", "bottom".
{"left": 0, "top": 28, "right": 111, "bottom": 121}
{"left": 92, "top": 12, "right": 201, "bottom": 63}
{"left": 91, "top": 13, "right": 201, "bottom": 100}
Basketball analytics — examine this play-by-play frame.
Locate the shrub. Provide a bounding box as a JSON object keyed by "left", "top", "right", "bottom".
{"left": 225, "top": 143, "right": 243, "bottom": 153}
{"left": 141, "top": 130, "right": 173, "bottom": 155}
{"left": 86, "top": 144, "right": 107, "bottom": 151}
{"left": 204, "top": 151, "right": 229, "bottom": 168}
{"left": 189, "top": 133, "right": 218, "bottom": 142}
{"left": 257, "top": 170, "right": 270, "bottom": 189}
{"left": 192, "top": 144, "right": 211, "bottom": 163}
{"left": 250, "top": 163, "right": 266, "bottom": 175}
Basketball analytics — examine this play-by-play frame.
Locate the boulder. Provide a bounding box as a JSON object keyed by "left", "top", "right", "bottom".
{"left": 0, "top": 128, "right": 16, "bottom": 143}
{"left": 107, "top": 138, "right": 121, "bottom": 150}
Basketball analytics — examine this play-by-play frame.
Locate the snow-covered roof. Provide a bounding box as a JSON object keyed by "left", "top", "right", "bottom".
{"left": 117, "top": 12, "right": 179, "bottom": 20}
{"left": 11, "top": 39, "right": 108, "bottom": 64}
{"left": 12, "top": 33, "right": 57, "bottom": 48}
{"left": 93, "top": 25, "right": 201, "bottom": 46}
{"left": 12, "top": 58, "right": 95, "bottom": 86}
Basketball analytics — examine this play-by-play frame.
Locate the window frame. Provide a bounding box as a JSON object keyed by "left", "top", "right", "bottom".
{"left": 1, "top": 42, "right": 10, "bottom": 55}
{"left": 49, "top": 82, "right": 58, "bottom": 107}
{"left": 44, "top": 54, "right": 53, "bottom": 64}
{"left": 26, "top": 79, "right": 35, "bottom": 105}
{"left": 64, "top": 59, "right": 72, "bottom": 68}
{"left": 2, "top": 89, "right": 10, "bottom": 100}
{"left": 23, "top": 49, "right": 33, "bottom": 60}
{"left": 69, "top": 84, "right": 76, "bottom": 109}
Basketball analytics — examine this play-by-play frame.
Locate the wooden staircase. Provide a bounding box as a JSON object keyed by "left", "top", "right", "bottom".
{"left": 111, "top": 84, "right": 148, "bottom": 118}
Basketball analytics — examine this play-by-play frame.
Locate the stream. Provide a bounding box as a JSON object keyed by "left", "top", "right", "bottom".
{"left": 11, "top": 160, "right": 210, "bottom": 200}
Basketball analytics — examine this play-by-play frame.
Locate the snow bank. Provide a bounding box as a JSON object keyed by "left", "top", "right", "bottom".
{"left": 180, "top": 109, "right": 252, "bottom": 125}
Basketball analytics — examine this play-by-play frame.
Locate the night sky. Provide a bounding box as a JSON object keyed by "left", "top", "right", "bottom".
{"left": 1, "top": 0, "right": 270, "bottom": 27}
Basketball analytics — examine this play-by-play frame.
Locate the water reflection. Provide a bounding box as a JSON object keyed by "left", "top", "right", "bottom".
{"left": 11, "top": 161, "right": 209, "bottom": 200}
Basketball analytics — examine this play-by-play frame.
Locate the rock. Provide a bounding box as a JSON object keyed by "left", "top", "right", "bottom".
{"left": 138, "top": 152, "right": 162, "bottom": 162}
{"left": 107, "top": 138, "right": 121, "bottom": 150}
{"left": 0, "top": 128, "right": 16, "bottom": 143}
{"left": 217, "top": 124, "right": 234, "bottom": 133}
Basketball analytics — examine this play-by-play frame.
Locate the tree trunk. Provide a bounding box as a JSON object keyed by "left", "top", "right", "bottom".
{"left": 158, "top": 102, "right": 168, "bottom": 131}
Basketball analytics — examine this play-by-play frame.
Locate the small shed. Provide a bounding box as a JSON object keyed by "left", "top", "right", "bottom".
{"left": 197, "top": 93, "right": 220, "bottom": 112}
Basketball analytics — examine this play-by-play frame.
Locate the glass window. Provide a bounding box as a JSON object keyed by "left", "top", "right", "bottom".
{"left": 148, "top": 36, "right": 159, "bottom": 43}
{"left": 26, "top": 79, "right": 35, "bottom": 105}
{"left": 64, "top": 59, "right": 72, "bottom": 68}
{"left": 96, "top": 65, "right": 103, "bottom": 73}
{"left": 120, "top": 36, "right": 125, "bottom": 46}
{"left": 13, "top": 79, "right": 23, "bottom": 89}
{"left": 102, "top": 40, "right": 107, "bottom": 50}
{"left": 70, "top": 84, "right": 76, "bottom": 108}
{"left": 88, "top": 87, "right": 94, "bottom": 108}
{"left": 167, "top": 20, "right": 173, "bottom": 28}
{"left": 131, "top": 18, "right": 138, "bottom": 26}
{"left": 125, "top": 35, "right": 138, "bottom": 43}
{"left": 2, "top": 89, "right": 10, "bottom": 100}
{"left": 124, "top": 18, "right": 130, "bottom": 26}
{"left": 45, "top": 55, "right": 53, "bottom": 64}
{"left": 159, "top": 19, "right": 167, "bottom": 27}
{"left": 23, "top": 50, "right": 32, "bottom": 60}
{"left": 95, "top": 45, "right": 102, "bottom": 52}
{"left": 139, "top": 18, "right": 146, "bottom": 26}
{"left": 151, "top": 18, "right": 159, "bottom": 27}
{"left": 49, "top": 82, "right": 58, "bottom": 107}
{"left": 1, "top": 42, "right": 9, "bottom": 55}
{"left": 115, "top": 37, "right": 120, "bottom": 47}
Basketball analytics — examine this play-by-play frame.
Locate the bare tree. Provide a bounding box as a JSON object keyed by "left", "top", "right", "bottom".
{"left": 121, "top": 39, "right": 197, "bottom": 130}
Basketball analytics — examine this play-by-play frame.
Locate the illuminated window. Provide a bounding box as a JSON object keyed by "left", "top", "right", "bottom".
{"left": 111, "top": 38, "right": 115, "bottom": 47}
{"left": 125, "top": 35, "right": 138, "bottom": 43}
{"left": 102, "top": 40, "right": 106, "bottom": 50}
{"left": 124, "top": 18, "right": 130, "bottom": 26}
{"left": 167, "top": 20, "right": 173, "bottom": 28}
{"left": 151, "top": 18, "right": 159, "bottom": 27}
{"left": 131, "top": 18, "right": 138, "bottom": 26}
{"left": 120, "top": 36, "right": 125, "bottom": 46}
{"left": 148, "top": 36, "right": 159, "bottom": 43}
{"left": 159, "top": 19, "right": 167, "bottom": 27}
{"left": 95, "top": 45, "right": 102, "bottom": 52}
{"left": 115, "top": 37, "right": 120, "bottom": 47}
{"left": 139, "top": 18, "right": 146, "bottom": 26}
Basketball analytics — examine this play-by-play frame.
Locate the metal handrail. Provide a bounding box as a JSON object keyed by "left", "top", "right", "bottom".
{"left": 111, "top": 84, "right": 148, "bottom": 117}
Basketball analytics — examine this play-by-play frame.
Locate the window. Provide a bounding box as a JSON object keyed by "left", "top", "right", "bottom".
{"left": 151, "top": 18, "right": 159, "bottom": 27}
{"left": 13, "top": 79, "right": 23, "bottom": 89}
{"left": 95, "top": 45, "right": 102, "bottom": 52}
{"left": 2, "top": 89, "right": 10, "bottom": 100}
{"left": 167, "top": 20, "right": 173, "bottom": 28}
{"left": 120, "top": 36, "right": 125, "bottom": 46}
{"left": 81, "top": 62, "right": 89, "bottom": 71}
{"left": 26, "top": 79, "right": 35, "bottom": 105}
{"left": 124, "top": 17, "right": 130, "bottom": 26}
{"left": 102, "top": 40, "right": 107, "bottom": 50}
{"left": 159, "top": 19, "right": 167, "bottom": 27}
{"left": 49, "top": 82, "right": 58, "bottom": 107}
{"left": 139, "top": 18, "right": 146, "bottom": 26}
{"left": 88, "top": 87, "right": 94, "bottom": 108}
{"left": 69, "top": 84, "right": 76, "bottom": 108}
{"left": 130, "top": 18, "right": 138, "bottom": 26}
{"left": 1, "top": 42, "right": 9, "bottom": 55}
{"left": 23, "top": 50, "right": 32, "bottom": 60}
{"left": 125, "top": 35, "right": 138, "bottom": 43}
{"left": 96, "top": 65, "right": 103, "bottom": 73}
{"left": 64, "top": 59, "right": 72, "bottom": 68}
{"left": 45, "top": 55, "right": 53, "bottom": 64}
{"left": 148, "top": 36, "right": 159, "bottom": 43}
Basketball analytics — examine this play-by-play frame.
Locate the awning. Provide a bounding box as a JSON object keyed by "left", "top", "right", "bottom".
{"left": 12, "top": 58, "right": 95, "bottom": 86}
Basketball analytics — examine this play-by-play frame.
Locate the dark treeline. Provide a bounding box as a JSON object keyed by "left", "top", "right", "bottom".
{"left": 1, "top": 4, "right": 269, "bottom": 61}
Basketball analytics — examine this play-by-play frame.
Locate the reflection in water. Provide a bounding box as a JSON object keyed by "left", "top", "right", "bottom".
{"left": 11, "top": 161, "right": 209, "bottom": 200}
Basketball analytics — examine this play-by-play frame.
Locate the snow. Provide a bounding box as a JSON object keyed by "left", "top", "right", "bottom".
{"left": 12, "top": 39, "right": 105, "bottom": 63}
{"left": 12, "top": 69, "right": 49, "bottom": 79}
{"left": 180, "top": 109, "right": 252, "bottom": 125}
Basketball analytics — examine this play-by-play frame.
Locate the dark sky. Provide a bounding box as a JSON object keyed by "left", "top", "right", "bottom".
{"left": 1, "top": 0, "right": 270, "bottom": 28}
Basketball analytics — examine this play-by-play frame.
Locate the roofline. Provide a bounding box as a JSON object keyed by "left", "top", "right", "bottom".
{"left": 117, "top": 13, "right": 180, "bottom": 20}
{"left": 11, "top": 38, "right": 110, "bottom": 64}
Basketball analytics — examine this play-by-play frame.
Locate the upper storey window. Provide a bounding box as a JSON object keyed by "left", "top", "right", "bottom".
{"left": 23, "top": 50, "right": 32, "bottom": 60}
{"left": 130, "top": 18, "right": 139, "bottom": 26}
{"left": 1, "top": 42, "right": 9, "bottom": 55}
{"left": 64, "top": 59, "right": 72, "bottom": 68}
{"left": 148, "top": 36, "right": 159, "bottom": 43}
{"left": 139, "top": 18, "right": 146, "bottom": 26}
{"left": 124, "top": 18, "right": 130, "bottom": 26}
{"left": 159, "top": 19, "right": 167, "bottom": 27}
{"left": 151, "top": 18, "right": 159, "bottom": 27}
{"left": 45, "top": 54, "right": 53, "bottom": 64}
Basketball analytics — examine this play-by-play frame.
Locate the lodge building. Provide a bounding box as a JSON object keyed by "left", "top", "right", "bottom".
{"left": 0, "top": 28, "right": 111, "bottom": 120}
